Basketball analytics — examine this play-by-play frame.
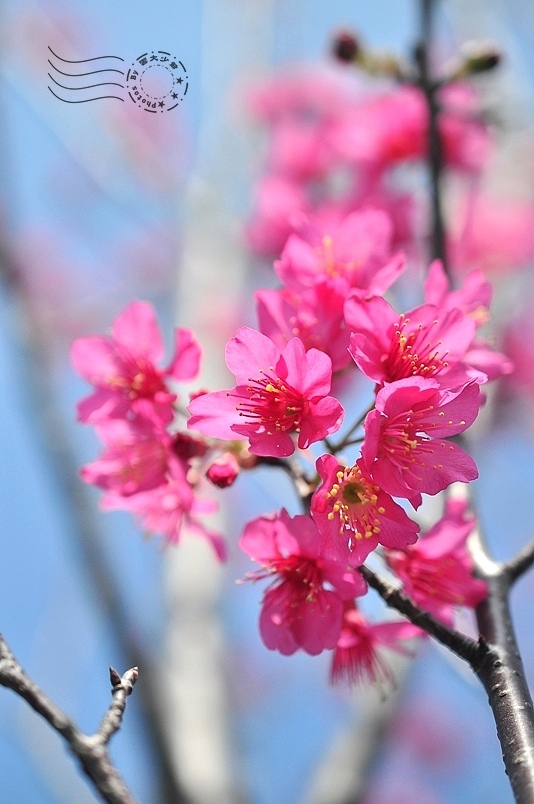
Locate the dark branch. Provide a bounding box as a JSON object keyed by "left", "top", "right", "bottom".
{"left": 472, "top": 570, "right": 534, "bottom": 804}
{"left": 0, "top": 634, "right": 137, "bottom": 804}
{"left": 415, "top": 0, "right": 449, "bottom": 275}
{"left": 360, "top": 565, "right": 486, "bottom": 666}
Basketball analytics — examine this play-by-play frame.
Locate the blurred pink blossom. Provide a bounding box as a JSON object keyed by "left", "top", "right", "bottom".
{"left": 386, "top": 498, "right": 488, "bottom": 625}
{"left": 80, "top": 418, "right": 171, "bottom": 497}
{"left": 103, "top": 460, "right": 226, "bottom": 560}
{"left": 330, "top": 603, "right": 422, "bottom": 685}
{"left": 328, "top": 84, "right": 489, "bottom": 173}
{"left": 275, "top": 209, "right": 404, "bottom": 296}
{"left": 450, "top": 193, "right": 534, "bottom": 274}
{"left": 255, "top": 280, "right": 351, "bottom": 372}
{"left": 71, "top": 301, "right": 201, "bottom": 426}
{"left": 240, "top": 510, "right": 366, "bottom": 656}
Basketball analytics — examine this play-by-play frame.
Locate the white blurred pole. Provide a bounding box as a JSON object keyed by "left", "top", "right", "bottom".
{"left": 160, "top": 3, "right": 274, "bottom": 802}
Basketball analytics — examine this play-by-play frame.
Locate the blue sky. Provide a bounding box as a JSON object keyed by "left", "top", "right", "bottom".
{"left": 1, "top": 2, "right": 533, "bottom": 802}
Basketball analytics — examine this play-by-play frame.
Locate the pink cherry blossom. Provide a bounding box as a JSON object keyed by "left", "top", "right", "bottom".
{"left": 502, "top": 308, "right": 534, "bottom": 400}
{"left": 255, "top": 280, "right": 351, "bottom": 372}
{"left": 102, "top": 459, "right": 226, "bottom": 561}
{"left": 328, "top": 84, "right": 489, "bottom": 173}
{"left": 439, "top": 83, "right": 491, "bottom": 173}
{"left": 205, "top": 452, "right": 240, "bottom": 488}
{"left": 345, "top": 295, "right": 482, "bottom": 389}
{"left": 423, "top": 260, "right": 514, "bottom": 381}
{"left": 330, "top": 603, "right": 422, "bottom": 685}
{"left": 423, "top": 260, "right": 492, "bottom": 326}
{"left": 386, "top": 498, "right": 487, "bottom": 625}
{"left": 265, "top": 118, "right": 334, "bottom": 181}
{"left": 275, "top": 209, "right": 405, "bottom": 296}
{"left": 80, "top": 417, "right": 170, "bottom": 497}
{"left": 246, "top": 67, "right": 355, "bottom": 124}
{"left": 239, "top": 510, "right": 366, "bottom": 656}
{"left": 71, "top": 301, "right": 201, "bottom": 426}
{"left": 362, "top": 377, "right": 481, "bottom": 500}
{"left": 187, "top": 327, "right": 344, "bottom": 457}
{"left": 245, "top": 176, "right": 309, "bottom": 257}
{"left": 464, "top": 341, "right": 514, "bottom": 383}
{"left": 449, "top": 191, "right": 534, "bottom": 275}
{"left": 311, "top": 455, "right": 419, "bottom": 566}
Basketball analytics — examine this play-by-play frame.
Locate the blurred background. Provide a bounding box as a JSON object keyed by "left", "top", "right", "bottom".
{"left": 1, "top": 1, "right": 534, "bottom": 802}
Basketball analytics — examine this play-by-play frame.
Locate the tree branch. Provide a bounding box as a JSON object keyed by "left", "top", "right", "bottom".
{"left": 0, "top": 634, "right": 137, "bottom": 804}
{"left": 360, "top": 565, "right": 486, "bottom": 665}
{"left": 472, "top": 570, "right": 534, "bottom": 804}
{"left": 504, "top": 539, "right": 534, "bottom": 585}
{"left": 416, "top": 0, "right": 449, "bottom": 275}
{"left": 99, "top": 667, "right": 139, "bottom": 743}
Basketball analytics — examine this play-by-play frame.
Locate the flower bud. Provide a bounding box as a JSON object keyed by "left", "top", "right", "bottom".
{"left": 332, "top": 30, "right": 360, "bottom": 63}
{"left": 206, "top": 453, "right": 240, "bottom": 488}
{"left": 453, "top": 40, "right": 502, "bottom": 79}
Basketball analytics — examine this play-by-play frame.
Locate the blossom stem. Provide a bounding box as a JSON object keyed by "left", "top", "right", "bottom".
{"left": 327, "top": 402, "right": 374, "bottom": 453}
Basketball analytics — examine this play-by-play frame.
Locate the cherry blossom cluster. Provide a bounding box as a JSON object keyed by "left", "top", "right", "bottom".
{"left": 71, "top": 54, "right": 517, "bottom": 685}
{"left": 185, "top": 206, "right": 511, "bottom": 682}
{"left": 71, "top": 301, "right": 227, "bottom": 560}
{"left": 245, "top": 69, "right": 489, "bottom": 262}
{"left": 71, "top": 206, "right": 511, "bottom": 682}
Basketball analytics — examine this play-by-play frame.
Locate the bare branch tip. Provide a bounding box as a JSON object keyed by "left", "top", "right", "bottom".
{"left": 109, "top": 666, "right": 122, "bottom": 689}
{"left": 126, "top": 666, "right": 139, "bottom": 688}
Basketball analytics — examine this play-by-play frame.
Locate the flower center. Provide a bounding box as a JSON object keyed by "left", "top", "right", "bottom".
{"left": 318, "top": 235, "right": 356, "bottom": 280}
{"left": 324, "top": 466, "right": 383, "bottom": 541}
{"left": 342, "top": 481, "right": 366, "bottom": 504}
{"left": 108, "top": 353, "right": 168, "bottom": 400}
{"left": 383, "top": 314, "right": 450, "bottom": 380}
{"left": 248, "top": 555, "right": 323, "bottom": 605}
{"left": 237, "top": 372, "right": 308, "bottom": 434}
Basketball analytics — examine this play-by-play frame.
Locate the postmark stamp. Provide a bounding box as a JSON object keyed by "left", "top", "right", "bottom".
{"left": 126, "top": 51, "right": 188, "bottom": 112}
{"left": 48, "top": 46, "right": 188, "bottom": 112}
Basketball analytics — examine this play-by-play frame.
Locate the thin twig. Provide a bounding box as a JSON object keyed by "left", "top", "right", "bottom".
{"left": 0, "top": 634, "right": 137, "bottom": 804}
{"left": 327, "top": 402, "right": 375, "bottom": 454}
{"left": 503, "top": 539, "right": 534, "bottom": 584}
{"left": 360, "top": 565, "right": 486, "bottom": 665}
{"left": 256, "top": 455, "right": 316, "bottom": 506}
{"left": 99, "top": 667, "right": 139, "bottom": 743}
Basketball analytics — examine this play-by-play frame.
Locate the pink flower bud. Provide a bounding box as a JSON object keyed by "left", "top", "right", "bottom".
{"left": 206, "top": 453, "right": 240, "bottom": 488}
